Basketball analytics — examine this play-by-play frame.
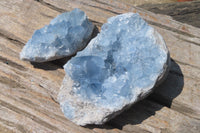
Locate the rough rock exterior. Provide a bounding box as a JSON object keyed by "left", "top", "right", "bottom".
{"left": 58, "top": 13, "right": 170, "bottom": 126}
{"left": 20, "top": 8, "right": 94, "bottom": 62}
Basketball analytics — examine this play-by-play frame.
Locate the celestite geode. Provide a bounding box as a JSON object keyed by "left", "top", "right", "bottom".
{"left": 58, "top": 12, "right": 170, "bottom": 126}
{"left": 20, "top": 8, "right": 94, "bottom": 62}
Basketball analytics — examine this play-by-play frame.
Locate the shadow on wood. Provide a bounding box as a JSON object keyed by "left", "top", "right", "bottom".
{"left": 147, "top": 59, "right": 184, "bottom": 107}
{"left": 30, "top": 56, "right": 73, "bottom": 70}
{"left": 86, "top": 58, "right": 184, "bottom": 130}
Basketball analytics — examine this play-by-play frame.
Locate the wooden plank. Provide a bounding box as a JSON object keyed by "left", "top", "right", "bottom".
{"left": 0, "top": 0, "right": 200, "bottom": 133}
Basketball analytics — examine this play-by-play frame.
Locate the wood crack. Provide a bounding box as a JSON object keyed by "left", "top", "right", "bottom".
{"left": 0, "top": 56, "right": 27, "bottom": 71}
{"left": 93, "top": 0, "right": 120, "bottom": 9}
{"left": 0, "top": 29, "right": 25, "bottom": 47}
{"left": 34, "top": 0, "right": 66, "bottom": 13}
{"left": 81, "top": 2, "right": 121, "bottom": 15}
{"left": 177, "top": 36, "right": 200, "bottom": 47}
{"left": 173, "top": 59, "right": 200, "bottom": 70}
{"left": 147, "top": 20, "right": 200, "bottom": 39}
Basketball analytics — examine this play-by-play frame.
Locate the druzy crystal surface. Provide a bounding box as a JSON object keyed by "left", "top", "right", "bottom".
{"left": 58, "top": 13, "right": 170, "bottom": 125}
{"left": 20, "top": 8, "right": 94, "bottom": 62}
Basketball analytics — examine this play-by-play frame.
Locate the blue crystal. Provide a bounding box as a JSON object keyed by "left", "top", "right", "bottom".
{"left": 59, "top": 13, "right": 169, "bottom": 125}
{"left": 20, "top": 8, "right": 94, "bottom": 62}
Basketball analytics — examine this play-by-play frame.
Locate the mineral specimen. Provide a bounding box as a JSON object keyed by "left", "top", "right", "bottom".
{"left": 58, "top": 13, "right": 170, "bottom": 125}
{"left": 20, "top": 8, "right": 94, "bottom": 62}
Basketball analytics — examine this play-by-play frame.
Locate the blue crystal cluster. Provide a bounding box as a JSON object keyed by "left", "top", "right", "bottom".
{"left": 59, "top": 13, "right": 169, "bottom": 125}
{"left": 20, "top": 8, "right": 94, "bottom": 62}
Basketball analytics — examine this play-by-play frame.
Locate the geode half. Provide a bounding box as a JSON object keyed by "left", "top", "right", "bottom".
{"left": 20, "top": 8, "right": 94, "bottom": 62}
{"left": 58, "top": 13, "right": 170, "bottom": 126}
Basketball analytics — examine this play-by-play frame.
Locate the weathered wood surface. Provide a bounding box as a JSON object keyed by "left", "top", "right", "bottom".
{"left": 140, "top": 0, "right": 200, "bottom": 28}
{"left": 0, "top": 0, "right": 200, "bottom": 133}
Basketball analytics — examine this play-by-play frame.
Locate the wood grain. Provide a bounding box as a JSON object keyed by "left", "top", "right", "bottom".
{"left": 0, "top": 0, "right": 200, "bottom": 132}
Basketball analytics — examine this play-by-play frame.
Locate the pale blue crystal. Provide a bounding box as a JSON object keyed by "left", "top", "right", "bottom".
{"left": 59, "top": 13, "right": 169, "bottom": 125}
{"left": 20, "top": 8, "right": 94, "bottom": 62}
